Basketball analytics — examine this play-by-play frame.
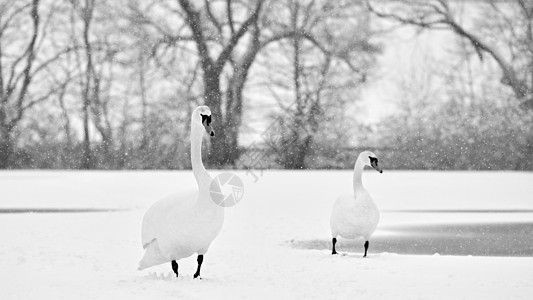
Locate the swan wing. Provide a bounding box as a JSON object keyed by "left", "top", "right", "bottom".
{"left": 141, "top": 190, "right": 197, "bottom": 249}
{"left": 330, "top": 194, "right": 355, "bottom": 235}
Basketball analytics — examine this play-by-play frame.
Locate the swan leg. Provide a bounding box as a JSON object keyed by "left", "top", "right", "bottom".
{"left": 363, "top": 240, "right": 369, "bottom": 257}
{"left": 193, "top": 255, "right": 204, "bottom": 279}
{"left": 332, "top": 238, "right": 338, "bottom": 255}
{"left": 171, "top": 260, "right": 179, "bottom": 277}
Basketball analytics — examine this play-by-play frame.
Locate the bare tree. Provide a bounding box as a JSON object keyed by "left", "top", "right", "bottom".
{"left": 367, "top": 0, "right": 533, "bottom": 107}
{"left": 0, "top": 0, "right": 73, "bottom": 168}
{"left": 120, "top": 0, "right": 205, "bottom": 168}
{"left": 68, "top": 0, "right": 94, "bottom": 168}
{"left": 132, "top": 0, "right": 323, "bottom": 167}
{"left": 176, "top": 0, "right": 264, "bottom": 167}
{"left": 263, "top": 0, "right": 378, "bottom": 169}
{"left": 68, "top": 0, "right": 122, "bottom": 168}
{"left": 366, "top": 0, "right": 533, "bottom": 166}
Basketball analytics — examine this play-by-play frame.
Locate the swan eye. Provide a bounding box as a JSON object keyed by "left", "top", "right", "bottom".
{"left": 369, "top": 157, "right": 378, "bottom": 164}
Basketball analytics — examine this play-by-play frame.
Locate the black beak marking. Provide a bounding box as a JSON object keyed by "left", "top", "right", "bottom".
{"left": 369, "top": 156, "right": 382, "bottom": 173}
{"left": 201, "top": 113, "right": 214, "bottom": 137}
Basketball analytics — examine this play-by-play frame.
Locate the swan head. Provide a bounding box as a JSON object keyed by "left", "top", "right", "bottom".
{"left": 359, "top": 151, "right": 383, "bottom": 173}
{"left": 194, "top": 106, "right": 215, "bottom": 137}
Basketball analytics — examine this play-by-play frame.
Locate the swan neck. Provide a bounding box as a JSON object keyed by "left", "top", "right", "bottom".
{"left": 353, "top": 157, "right": 365, "bottom": 193}
{"left": 191, "top": 120, "right": 210, "bottom": 188}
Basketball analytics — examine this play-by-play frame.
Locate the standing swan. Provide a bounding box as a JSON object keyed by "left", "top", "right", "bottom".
{"left": 139, "top": 106, "right": 223, "bottom": 279}
{"left": 330, "top": 151, "right": 383, "bottom": 257}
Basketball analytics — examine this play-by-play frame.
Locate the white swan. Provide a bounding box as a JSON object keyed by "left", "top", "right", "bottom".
{"left": 330, "top": 151, "right": 382, "bottom": 257}
{"left": 139, "top": 106, "right": 223, "bottom": 279}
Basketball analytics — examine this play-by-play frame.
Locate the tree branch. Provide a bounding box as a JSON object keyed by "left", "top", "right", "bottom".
{"left": 213, "top": 0, "right": 263, "bottom": 74}
{"left": 0, "top": 3, "right": 31, "bottom": 35}
{"left": 15, "top": 0, "right": 40, "bottom": 116}
{"left": 366, "top": 0, "right": 532, "bottom": 100}
{"left": 226, "top": 0, "right": 235, "bottom": 36}
{"left": 204, "top": 0, "right": 223, "bottom": 39}
{"left": 178, "top": 0, "right": 214, "bottom": 70}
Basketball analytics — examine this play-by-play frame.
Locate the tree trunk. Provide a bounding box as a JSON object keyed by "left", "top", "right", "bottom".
{"left": 525, "top": 127, "right": 533, "bottom": 170}
{"left": 203, "top": 71, "right": 236, "bottom": 167}
{"left": 81, "top": 95, "right": 92, "bottom": 169}
{"left": 281, "top": 3, "right": 307, "bottom": 170}
{"left": 138, "top": 53, "right": 149, "bottom": 152}
{"left": 225, "top": 78, "right": 243, "bottom": 166}
{"left": 223, "top": 64, "right": 251, "bottom": 167}
{"left": 0, "top": 125, "right": 13, "bottom": 169}
{"left": 78, "top": 0, "right": 95, "bottom": 169}
{"left": 178, "top": 0, "right": 263, "bottom": 168}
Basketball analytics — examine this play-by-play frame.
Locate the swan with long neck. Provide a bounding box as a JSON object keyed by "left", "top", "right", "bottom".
{"left": 330, "top": 151, "right": 382, "bottom": 257}
{"left": 139, "top": 106, "right": 223, "bottom": 279}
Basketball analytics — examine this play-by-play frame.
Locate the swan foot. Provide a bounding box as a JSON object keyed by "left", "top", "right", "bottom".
{"left": 193, "top": 255, "right": 204, "bottom": 279}
{"left": 171, "top": 260, "right": 179, "bottom": 277}
{"left": 331, "top": 237, "right": 338, "bottom": 255}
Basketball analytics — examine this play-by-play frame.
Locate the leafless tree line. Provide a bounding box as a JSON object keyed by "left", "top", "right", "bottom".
{"left": 0, "top": 0, "right": 377, "bottom": 169}
{"left": 0, "top": 0, "right": 531, "bottom": 170}
{"left": 368, "top": 0, "right": 533, "bottom": 169}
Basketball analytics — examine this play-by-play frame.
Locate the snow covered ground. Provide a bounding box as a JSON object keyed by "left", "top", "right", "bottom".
{"left": 1, "top": 170, "right": 532, "bottom": 299}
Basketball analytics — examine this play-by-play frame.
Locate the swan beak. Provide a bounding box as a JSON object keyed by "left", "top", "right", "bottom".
{"left": 204, "top": 126, "right": 214, "bottom": 137}
{"left": 203, "top": 124, "right": 214, "bottom": 137}
{"left": 201, "top": 115, "right": 214, "bottom": 137}
{"left": 371, "top": 161, "right": 382, "bottom": 173}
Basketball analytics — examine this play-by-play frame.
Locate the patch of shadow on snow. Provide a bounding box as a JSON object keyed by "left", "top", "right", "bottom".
{"left": 142, "top": 271, "right": 214, "bottom": 283}
{"left": 0, "top": 208, "right": 126, "bottom": 214}
{"left": 383, "top": 209, "right": 533, "bottom": 213}
{"left": 144, "top": 272, "right": 177, "bottom": 281}
{"left": 290, "top": 222, "right": 533, "bottom": 257}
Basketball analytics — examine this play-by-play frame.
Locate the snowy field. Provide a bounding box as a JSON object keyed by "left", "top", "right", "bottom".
{"left": 1, "top": 170, "right": 532, "bottom": 299}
